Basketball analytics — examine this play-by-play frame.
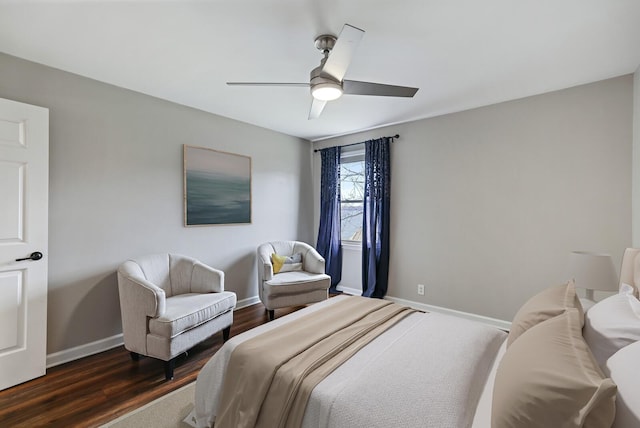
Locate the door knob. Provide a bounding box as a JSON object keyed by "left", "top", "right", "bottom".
{"left": 15, "top": 252, "right": 43, "bottom": 262}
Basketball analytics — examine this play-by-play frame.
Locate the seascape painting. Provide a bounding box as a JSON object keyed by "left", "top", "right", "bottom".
{"left": 184, "top": 145, "right": 251, "bottom": 226}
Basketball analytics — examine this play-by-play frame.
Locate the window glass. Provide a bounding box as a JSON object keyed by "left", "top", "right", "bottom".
{"left": 340, "top": 154, "right": 364, "bottom": 242}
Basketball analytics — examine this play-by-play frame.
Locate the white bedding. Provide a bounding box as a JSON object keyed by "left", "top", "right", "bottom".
{"left": 187, "top": 296, "right": 506, "bottom": 428}
{"left": 470, "top": 340, "right": 507, "bottom": 428}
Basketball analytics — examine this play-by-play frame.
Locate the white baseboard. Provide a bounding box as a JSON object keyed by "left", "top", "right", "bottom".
{"left": 46, "top": 295, "right": 263, "bottom": 368}
{"left": 335, "top": 285, "right": 362, "bottom": 296}
{"left": 47, "top": 333, "right": 124, "bottom": 368}
{"left": 236, "top": 295, "right": 261, "bottom": 309}
{"left": 384, "top": 295, "right": 511, "bottom": 331}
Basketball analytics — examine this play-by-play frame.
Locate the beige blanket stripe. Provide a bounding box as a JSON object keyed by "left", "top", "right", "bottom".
{"left": 215, "top": 297, "right": 397, "bottom": 428}
{"left": 277, "top": 305, "right": 416, "bottom": 428}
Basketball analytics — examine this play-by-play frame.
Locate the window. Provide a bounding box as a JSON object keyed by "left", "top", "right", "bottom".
{"left": 340, "top": 149, "right": 365, "bottom": 242}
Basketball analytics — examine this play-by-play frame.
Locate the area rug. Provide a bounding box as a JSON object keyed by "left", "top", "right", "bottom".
{"left": 100, "top": 382, "right": 195, "bottom": 428}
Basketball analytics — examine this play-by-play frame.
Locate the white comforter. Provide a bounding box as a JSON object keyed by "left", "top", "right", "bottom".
{"left": 189, "top": 297, "right": 506, "bottom": 428}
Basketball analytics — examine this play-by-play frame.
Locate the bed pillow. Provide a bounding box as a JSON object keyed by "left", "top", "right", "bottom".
{"left": 605, "top": 340, "right": 640, "bottom": 428}
{"left": 583, "top": 283, "right": 640, "bottom": 368}
{"left": 493, "top": 309, "right": 617, "bottom": 428}
{"left": 271, "top": 253, "right": 303, "bottom": 274}
{"left": 507, "top": 280, "right": 583, "bottom": 347}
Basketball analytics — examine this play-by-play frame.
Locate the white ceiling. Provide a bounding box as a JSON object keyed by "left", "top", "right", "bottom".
{"left": 1, "top": 1, "right": 639, "bottom": 141}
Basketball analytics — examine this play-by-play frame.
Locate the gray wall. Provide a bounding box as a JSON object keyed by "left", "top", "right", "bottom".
{"left": 314, "top": 76, "right": 633, "bottom": 322}
{"left": 0, "top": 53, "right": 314, "bottom": 355}
{"left": 634, "top": 67, "right": 640, "bottom": 247}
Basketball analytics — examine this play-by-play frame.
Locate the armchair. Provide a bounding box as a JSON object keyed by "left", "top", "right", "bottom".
{"left": 117, "top": 253, "right": 236, "bottom": 379}
{"left": 257, "top": 241, "right": 331, "bottom": 320}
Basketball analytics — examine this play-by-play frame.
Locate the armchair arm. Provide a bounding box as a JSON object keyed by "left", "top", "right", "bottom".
{"left": 117, "top": 273, "right": 166, "bottom": 318}
{"left": 261, "top": 261, "right": 274, "bottom": 282}
{"left": 117, "top": 265, "right": 166, "bottom": 355}
{"left": 191, "top": 262, "right": 224, "bottom": 293}
{"left": 257, "top": 246, "right": 274, "bottom": 282}
{"left": 302, "top": 247, "right": 326, "bottom": 274}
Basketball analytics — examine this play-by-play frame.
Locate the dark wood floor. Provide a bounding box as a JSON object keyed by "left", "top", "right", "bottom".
{"left": 0, "top": 303, "right": 302, "bottom": 427}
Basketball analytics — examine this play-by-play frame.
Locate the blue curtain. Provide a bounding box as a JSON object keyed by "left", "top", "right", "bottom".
{"left": 362, "top": 137, "right": 391, "bottom": 298}
{"left": 316, "top": 146, "right": 342, "bottom": 289}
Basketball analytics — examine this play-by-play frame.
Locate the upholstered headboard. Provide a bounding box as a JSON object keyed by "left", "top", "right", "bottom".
{"left": 619, "top": 248, "right": 640, "bottom": 297}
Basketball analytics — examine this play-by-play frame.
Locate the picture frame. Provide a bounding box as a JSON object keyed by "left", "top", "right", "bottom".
{"left": 183, "top": 145, "right": 252, "bottom": 226}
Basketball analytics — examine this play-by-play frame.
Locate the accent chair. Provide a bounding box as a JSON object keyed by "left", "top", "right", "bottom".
{"left": 117, "top": 253, "right": 236, "bottom": 379}
{"left": 257, "top": 241, "right": 331, "bottom": 320}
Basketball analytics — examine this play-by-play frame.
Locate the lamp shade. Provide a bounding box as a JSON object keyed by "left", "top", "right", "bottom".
{"left": 566, "top": 251, "right": 619, "bottom": 292}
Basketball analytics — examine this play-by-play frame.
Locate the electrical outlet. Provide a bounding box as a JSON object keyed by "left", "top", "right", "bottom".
{"left": 417, "top": 283, "right": 425, "bottom": 296}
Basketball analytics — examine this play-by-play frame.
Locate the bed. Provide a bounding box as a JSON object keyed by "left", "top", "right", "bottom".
{"left": 186, "top": 248, "right": 640, "bottom": 428}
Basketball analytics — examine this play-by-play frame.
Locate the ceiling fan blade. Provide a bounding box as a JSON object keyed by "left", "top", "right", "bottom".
{"left": 343, "top": 80, "right": 419, "bottom": 97}
{"left": 322, "top": 24, "right": 364, "bottom": 81}
{"left": 308, "top": 98, "right": 327, "bottom": 120}
{"left": 227, "top": 82, "right": 309, "bottom": 87}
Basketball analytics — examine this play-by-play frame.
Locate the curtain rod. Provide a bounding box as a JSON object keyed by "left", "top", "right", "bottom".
{"left": 313, "top": 134, "right": 399, "bottom": 153}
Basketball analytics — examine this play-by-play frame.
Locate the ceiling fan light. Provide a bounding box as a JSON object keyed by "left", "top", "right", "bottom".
{"left": 311, "top": 82, "right": 343, "bottom": 101}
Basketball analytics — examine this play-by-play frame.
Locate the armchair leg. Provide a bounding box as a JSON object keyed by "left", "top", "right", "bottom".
{"left": 165, "top": 358, "right": 176, "bottom": 380}
{"left": 267, "top": 309, "right": 275, "bottom": 321}
{"left": 130, "top": 352, "right": 140, "bottom": 361}
{"left": 222, "top": 326, "right": 231, "bottom": 341}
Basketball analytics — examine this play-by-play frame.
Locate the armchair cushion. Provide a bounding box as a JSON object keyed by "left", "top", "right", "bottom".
{"left": 149, "top": 291, "right": 236, "bottom": 338}
{"left": 264, "top": 271, "right": 330, "bottom": 299}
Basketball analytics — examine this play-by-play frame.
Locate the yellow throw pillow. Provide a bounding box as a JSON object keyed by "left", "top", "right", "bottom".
{"left": 271, "top": 253, "right": 302, "bottom": 274}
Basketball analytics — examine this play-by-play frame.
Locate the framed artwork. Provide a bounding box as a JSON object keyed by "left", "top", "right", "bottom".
{"left": 183, "top": 145, "right": 252, "bottom": 226}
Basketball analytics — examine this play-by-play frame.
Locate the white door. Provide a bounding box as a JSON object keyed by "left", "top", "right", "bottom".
{"left": 0, "top": 97, "right": 49, "bottom": 391}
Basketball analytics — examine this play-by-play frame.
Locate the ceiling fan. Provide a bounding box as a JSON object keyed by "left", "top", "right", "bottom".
{"left": 227, "top": 24, "right": 419, "bottom": 119}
